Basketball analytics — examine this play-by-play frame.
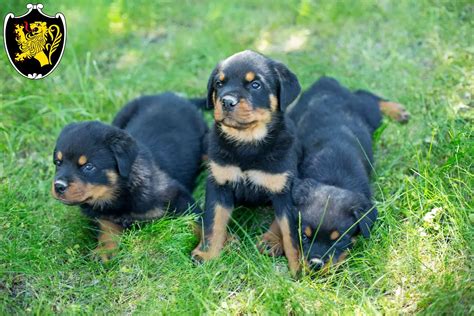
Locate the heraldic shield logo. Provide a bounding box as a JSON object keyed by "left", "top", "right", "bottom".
{"left": 4, "top": 4, "right": 66, "bottom": 79}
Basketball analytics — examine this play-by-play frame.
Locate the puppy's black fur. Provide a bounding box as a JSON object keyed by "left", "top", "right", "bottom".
{"left": 52, "top": 92, "right": 207, "bottom": 260}
{"left": 289, "top": 77, "right": 387, "bottom": 270}
{"left": 191, "top": 50, "right": 303, "bottom": 273}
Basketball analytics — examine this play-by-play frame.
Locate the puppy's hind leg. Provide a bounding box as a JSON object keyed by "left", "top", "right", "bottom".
{"left": 379, "top": 100, "right": 410, "bottom": 123}
{"left": 354, "top": 90, "right": 410, "bottom": 124}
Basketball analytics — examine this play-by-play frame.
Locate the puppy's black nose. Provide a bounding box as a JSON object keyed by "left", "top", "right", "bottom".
{"left": 222, "top": 95, "right": 238, "bottom": 110}
{"left": 309, "top": 257, "right": 325, "bottom": 270}
{"left": 54, "top": 181, "right": 68, "bottom": 195}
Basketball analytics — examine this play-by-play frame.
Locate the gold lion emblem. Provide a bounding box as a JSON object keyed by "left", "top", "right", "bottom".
{"left": 14, "top": 21, "right": 62, "bottom": 67}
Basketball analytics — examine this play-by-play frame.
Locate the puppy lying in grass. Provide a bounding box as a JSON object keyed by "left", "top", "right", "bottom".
{"left": 286, "top": 77, "right": 409, "bottom": 271}
{"left": 51, "top": 92, "right": 207, "bottom": 262}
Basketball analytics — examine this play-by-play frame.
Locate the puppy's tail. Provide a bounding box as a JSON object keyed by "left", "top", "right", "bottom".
{"left": 354, "top": 90, "right": 410, "bottom": 123}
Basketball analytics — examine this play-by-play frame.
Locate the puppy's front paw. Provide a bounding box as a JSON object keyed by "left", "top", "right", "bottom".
{"left": 191, "top": 243, "right": 221, "bottom": 263}
{"left": 92, "top": 243, "right": 119, "bottom": 263}
{"left": 257, "top": 232, "right": 283, "bottom": 257}
{"left": 190, "top": 249, "right": 205, "bottom": 264}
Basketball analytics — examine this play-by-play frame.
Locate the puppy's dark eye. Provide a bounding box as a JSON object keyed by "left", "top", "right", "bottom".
{"left": 82, "top": 163, "right": 96, "bottom": 173}
{"left": 215, "top": 80, "right": 223, "bottom": 88}
{"left": 54, "top": 159, "right": 61, "bottom": 166}
{"left": 302, "top": 234, "right": 310, "bottom": 243}
{"left": 250, "top": 81, "right": 261, "bottom": 89}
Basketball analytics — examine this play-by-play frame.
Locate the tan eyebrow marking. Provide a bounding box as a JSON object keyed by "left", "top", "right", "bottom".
{"left": 304, "top": 226, "right": 312, "bottom": 237}
{"left": 57, "top": 151, "right": 63, "bottom": 160}
{"left": 78, "top": 155, "right": 88, "bottom": 166}
{"left": 245, "top": 71, "right": 255, "bottom": 82}
{"left": 330, "top": 230, "right": 340, "bottom": 240}
{"left": 218, "top": 71, "right": 225, "bottom": 81}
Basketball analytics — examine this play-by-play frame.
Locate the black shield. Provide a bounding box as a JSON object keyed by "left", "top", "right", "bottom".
{"left": 3, "top": 4, "right": 66, "bottom": 79}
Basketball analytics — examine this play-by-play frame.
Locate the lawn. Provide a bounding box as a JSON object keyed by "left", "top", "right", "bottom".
{"left": 1, "top": 0, "right": 472, "bottom": 314}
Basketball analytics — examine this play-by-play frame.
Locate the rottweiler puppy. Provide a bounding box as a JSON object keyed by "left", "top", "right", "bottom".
{"left": 51, "top": 92, "right": 208, "bottom": 261}
{"left": 191, "top": 50, "right": 303, "bottom": 274}
{"left": 286, "top": 76, "right": 409, "bottom": 270}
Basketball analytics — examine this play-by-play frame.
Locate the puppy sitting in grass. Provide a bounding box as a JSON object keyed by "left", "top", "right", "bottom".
{"left": 51, "top": 93, "right": 208, "bottom": 262}
{"left": 286, "top": 77, "right": 409, "bottom": 271}
{"left": 191, "top": 50, "right": 303, "bottom": 274}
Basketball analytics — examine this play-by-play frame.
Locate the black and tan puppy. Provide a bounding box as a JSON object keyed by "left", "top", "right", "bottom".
{"left": 287, "top": 77, "right": 409, "bottom": 270}
{"left": 51, "top": 92, "right": 207, "bottom": 261}
{"left": 191, "top": 50, "right": 303, "bottom": 273}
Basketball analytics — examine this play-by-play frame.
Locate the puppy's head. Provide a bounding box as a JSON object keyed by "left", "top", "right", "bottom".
{"left": 51, "top": 121, "right": 138, "bottom": 208}
{"left": 207, "top": 50, "right": 301, "bottom": 142}
{"left": 292, "top": 179, "right": 377, "bottom": 270}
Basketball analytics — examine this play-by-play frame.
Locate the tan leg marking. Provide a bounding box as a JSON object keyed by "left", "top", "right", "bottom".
{"left": 191, "top": 203, "right": 231, "bottom": 261}
{"left": 258, "top": 219, "right": 283, "bottom": 257}
{"left": 379, "top": 101, "right": 410, "bottom": 123}
{"left": 278, "top": 216, "right": 300, "bottom": 275}
{"left": 94, "top": 219, "right": 123, "bottom": 262}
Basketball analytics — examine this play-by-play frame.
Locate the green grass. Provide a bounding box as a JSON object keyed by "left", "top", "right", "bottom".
{"left": 1, "top": 0, "right": 473, "bottom": 314}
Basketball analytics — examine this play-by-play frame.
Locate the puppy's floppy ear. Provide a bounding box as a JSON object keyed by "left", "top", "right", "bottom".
{"left": 353, "top": 205, "right": 378, "bottom": 238}
{"left": 273, "top": 61, "right": 301, "bottom": 111}
{"left": 292, "top": 178, "right": 319, "bottom": 205}
{"left": 206, "top": 65, "right": 219, "bottom": 109}
{"left": 106, "top": 128, "right": 138, "bottom": 178}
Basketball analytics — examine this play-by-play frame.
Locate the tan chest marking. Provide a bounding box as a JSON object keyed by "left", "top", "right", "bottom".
{"left": 209, "top": 161, "right": 288, "bottom": 193}
{"left": 245, "top": 170, "right": 289, "bottom": 193}
{"left": 209, "top": 161, "right": 244, "bottom": 185}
